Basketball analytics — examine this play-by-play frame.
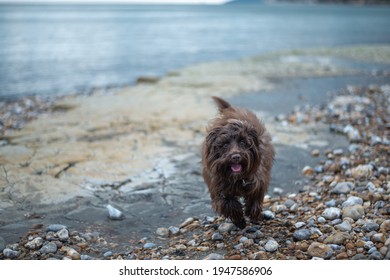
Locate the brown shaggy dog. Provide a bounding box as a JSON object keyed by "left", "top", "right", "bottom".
{"left": 201, "top": 96, "right": 275, "bottom": 229}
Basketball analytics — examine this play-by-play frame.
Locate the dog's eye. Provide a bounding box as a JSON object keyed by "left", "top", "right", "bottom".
{"left": 223, "top": 143, "right": 229, "bottom": 149}
{"left": 239, "top": 140, "right": 247, "bottom": 147}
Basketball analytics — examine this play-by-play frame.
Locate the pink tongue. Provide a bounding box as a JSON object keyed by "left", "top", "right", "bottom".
{"left": 231, "top": 164, "right": 242, "bottom": 173}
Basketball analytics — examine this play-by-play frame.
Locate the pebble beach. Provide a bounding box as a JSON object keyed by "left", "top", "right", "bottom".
{"left": 1, "top": 45, "right": 390, "bottom": 260}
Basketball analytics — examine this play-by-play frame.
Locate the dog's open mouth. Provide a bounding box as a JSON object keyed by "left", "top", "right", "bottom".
{"left": 231, "top": 163, "right": 242, "bottom": 173}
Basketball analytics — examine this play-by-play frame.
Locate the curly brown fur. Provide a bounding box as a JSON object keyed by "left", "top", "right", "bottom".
{"left": 201, "top": 96, "right": 275, "bottom": 229}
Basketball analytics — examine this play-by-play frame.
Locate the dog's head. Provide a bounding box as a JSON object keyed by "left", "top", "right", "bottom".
{"left": 204, "top": 118, "right": 261, "bottom": 178}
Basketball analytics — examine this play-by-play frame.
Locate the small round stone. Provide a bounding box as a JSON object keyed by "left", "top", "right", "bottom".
{"left": 203, "top": 253, "right": 223, "bottom": 260}
{"left": 156, "top": 227, "right": 169, "bottom": 237}
{"left": 212, "top": 233, "right": 224, "bottom": 241}
{"left": 57, "top": 228, "right": 69, "bottom": 242}
{"left": 25, "top": 237, "right": 44, "bottom": 250}
{"left": 39, "top": 242, "right": 58, "bottom": 254}
{"left": 143, "top": 243, "right": 156, "bottom": 249}
{"left": 264, "top": 240, "right": 279, "bottom": 252}
{"left": 3, "top": 248, "right": 20, "bottom": 259}
{"left": 322, "top": 207, "right": 341, "bottom": 220}
{"left": 294, "top": 222, "right": 306, "bottom": 229}
{"left": 307, "top": 242, "right": 333, "bottom": 259}
{"left": 263, "top": 210, "right": 275, "bottom": 220}
{"left": 293, "top": 229, "right": 311, "bottom": 241}
{"left": 332, "top": 182, "right": 353, "bottom": 194}
{"left": 46, "top": 224, "right": 67, "bottom": 232}
{"left": 218, "top": 222, "right": 234, "bottom": 233}
{"left": 168, "top": 226, "right": 180, "bottom": 236}
{"left": 342, "top": 196, "right": 364, "bottom": 208}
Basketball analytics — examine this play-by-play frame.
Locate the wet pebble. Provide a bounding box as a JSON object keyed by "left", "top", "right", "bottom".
{"left": 143, "top": 242, "right": 156, "bottom": 250}
{"left": 46, "top": 224, "right": 67, "bottom": 232}
{"left": 332, "top": 182, "right": 353, "bottom": 194}
{"left": 324, "top": 232, "right": 351, "bottom": 245}
{"left": 295, "top": 222, "right": 306, "bottom": 229}
{"left": 362, "top": 221, "right": 379, "bottom": 232}
{"left": 106, "top": 204, "right": 124, "bottom": 220}
{"left": 57, "top": 228, "right": 69, "bottom": 242}
{"left": 264, "top": 240, "right": 279, "bottom": 252}
{"left": 263, "top": 210, "right": 275, "bottom": 220}
{"left": 168, "top": 226, "right": 180, "bottom": 236}
{"left": 25, "top": 237, "right": 44, "bottom": 250}
{"left": 342, "top": 205, "right": 365, "bottom": 220}
{"left": 212, "top": 233, "right": 224, "bottom": 241}
{"left": 3, "top": 248, "right": 20, "bottom": 259}
{"left": 322, "top": 207, "right": 341, "bottom": 220}
{"left": 335, "top": 220, "right": 352, "bottom": 232}
{"left": 203, "top": 253, "right": 223, "bottom": 260}
{"left": 342, "top": 196, "right": 363, "bottom": 208}
{"left": 307, "top": 242, "right": 333, "bottom": 259}
{"left": 39, "top": 242, "right": 58, "bottom": 254}
{"left": 293, "top": 229, "right": 311, "bottom": 241}
{"left": 156, "top": 227, "right": 169, "bottom": 237}
{"left": 218, "top": 222, "right": 234, "bottom": 233}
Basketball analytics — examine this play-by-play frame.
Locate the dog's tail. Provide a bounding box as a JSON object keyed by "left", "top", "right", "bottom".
{"left": 212, "top": 96, "right": 231, "bottom": 112}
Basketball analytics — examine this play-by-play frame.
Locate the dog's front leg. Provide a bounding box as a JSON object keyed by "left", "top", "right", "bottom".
{"left": 217, "top": 195, "right": 246, "bottom": 229}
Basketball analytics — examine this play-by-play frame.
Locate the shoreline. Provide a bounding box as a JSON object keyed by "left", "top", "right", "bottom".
{"left": 1, "top": 44, "right": 389, "bottom": 259}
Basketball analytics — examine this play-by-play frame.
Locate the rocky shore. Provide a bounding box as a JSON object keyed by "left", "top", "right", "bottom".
{"left": 1, "top": 45, "right": 389, "bottom": 260}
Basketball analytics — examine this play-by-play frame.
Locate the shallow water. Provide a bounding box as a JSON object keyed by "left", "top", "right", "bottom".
{"left": 1, "top": 3, "right": 390, "bottom": 98}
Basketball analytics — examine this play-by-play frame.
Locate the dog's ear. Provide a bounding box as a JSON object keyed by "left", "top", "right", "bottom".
{"left": 212, "top": 96, "right": 231, "bottom": 112}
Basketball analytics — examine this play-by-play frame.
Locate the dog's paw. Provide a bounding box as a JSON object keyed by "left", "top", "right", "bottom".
{"left": 234, "top": 219, "right": 247, "bottom": 229}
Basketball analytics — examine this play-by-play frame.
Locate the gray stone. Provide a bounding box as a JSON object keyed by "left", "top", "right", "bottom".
{"left": 212, "top": 233, "right": 224, "bottom": 241}
{"left": 168, "top": 226, "right": 180, "bottom": 236}
{"left": 324, "top": 232, "right": 351, "bottom": 245}
{"left": 156, "top": 227, "right": 169, "bottom": 237}
{"left": 317, "top": 216, "right": 326, "bottom": 224}
{"left": 369, "top": 251, "right": 383, "bottom": 260}
{"left": 342, "top": 196, "right": 363, "bottom": 208}
{"left": 81, "top": 254, "right": 94, "bottom": 260}
{"left": 264, "top": 240, "right": 279, "bottom": 252}
{"left": 332, "top": 182, "right": 353, "bottom": 194}
{"left": 103, "top": 251, "right": 113, "bottom": 258}
{"left": 3, "top": 248, "right": 20, "bottom": 259}
{"left": 293, "top": 229, "right": 311, "bottom": 241}
{"left": 342, "top": 205, "right": 365, "bottom": 220}
{"left": 273, "top": 187, "right": 284, "bottom": 195}
{"left": 284, "top": 199, "right": 295, "bottom": 208}
{"left": 39, "top": 242, "right": 58, "bottom": 254}
{"left": 294, "top": 222, "right": 306, "bottom": 229}
{"left": 106, "top": 204, "right": 124, "bottom": 220}
{"left": 203, "top": 253, "right": 224, "bottom": 260}
{"left": 307, "top": 242, "right": 333, "bottom": 259}
{"left": 218, "top": 222, "right": 234, "bottom": 233}
{"left": 239, "top": 236, "right": 249, "bottom": 243}
{"left": 352, "top": 253, "right": 368, "bottom": 260}
{"left": 362, "top": 221, "right": 379, "bottom": 232}
{"left": 57, "top": 228, "right": 69, "bottom": 242}
{"left": 25, "top": 237, "right": 44, "bottom": 250}
{"left": 333, "top": 148, "right": 344, "bottom": 156}
{"left": 179, "top": 217, "right": 195, "bottom": 228}
{"left": 371, "top": 233, "right": 386, "bottom": 243}
{"left": 364, "top": 241, "right": 375, "bottom": 250}
{"left": 367, "top": 247, "right": 377, "bottom": 254}
{"left": 331, "top": 219, "right": 342, "bottom": 225}
{"left": 324, "top": 199, "right": 337, "bottom": 207}
{"left": 263, "top": 210, "right": 275, "bottom": 220}
{"left": 322, "top": 207, "right": 341, "bottom": 220}
{"left": 143, "top": 242, "right": 156, "bottom": 249}
{"left": 335, "top": 220, "right": 352, "bottom": 232}
{"left": 46, "top": 224, "right": 67, "bottom": 232}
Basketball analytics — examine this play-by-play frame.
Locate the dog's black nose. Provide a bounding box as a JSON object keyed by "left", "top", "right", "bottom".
{"left": 231, "top": 154, "right": 242, "bottom": 162}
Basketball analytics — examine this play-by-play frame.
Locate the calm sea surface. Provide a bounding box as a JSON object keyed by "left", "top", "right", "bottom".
{"left": 1, "top": 3, "right": 390, "bottom": 99}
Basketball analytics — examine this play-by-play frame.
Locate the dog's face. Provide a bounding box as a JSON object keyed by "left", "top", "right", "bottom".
{"left": 204, "top": 119, "right": 261, "bottom": 178}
